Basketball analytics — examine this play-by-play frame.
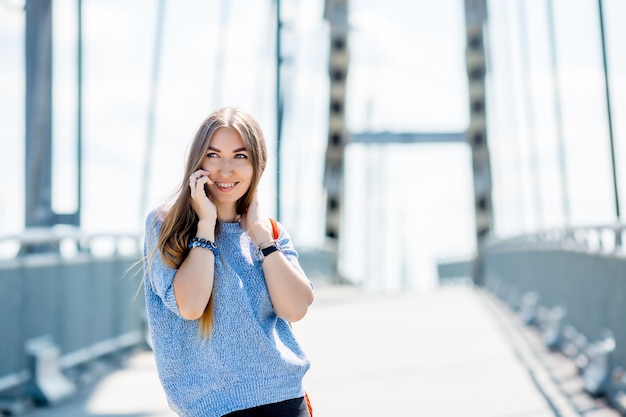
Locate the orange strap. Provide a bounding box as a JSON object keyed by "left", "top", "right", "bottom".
{"left": 269, "top": 218, "right": 279, "bottom": 240}
{"left": 305, "top": 392, "right": 313, "bottom": 416}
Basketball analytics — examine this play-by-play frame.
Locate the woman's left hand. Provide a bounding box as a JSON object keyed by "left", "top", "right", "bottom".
{"left": 242, "top": 193, "right": 273, "bottom": 246}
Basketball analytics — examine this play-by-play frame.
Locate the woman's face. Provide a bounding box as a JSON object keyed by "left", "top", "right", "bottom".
{"left": 201, "top": 127, "right": 254, "bottom": 214}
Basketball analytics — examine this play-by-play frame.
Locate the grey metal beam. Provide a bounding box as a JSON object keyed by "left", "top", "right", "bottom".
{"left": 350, "top": 132, "right": 465, "bottom": 144}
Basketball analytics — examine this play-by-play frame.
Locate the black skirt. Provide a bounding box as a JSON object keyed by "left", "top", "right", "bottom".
{"left": 222, "top": 397, "right": 310, "bottom": 417}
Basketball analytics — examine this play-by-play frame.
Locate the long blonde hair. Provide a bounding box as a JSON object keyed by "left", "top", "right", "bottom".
{"left": 155, "top": 107, "right": 267, "bottom": 338}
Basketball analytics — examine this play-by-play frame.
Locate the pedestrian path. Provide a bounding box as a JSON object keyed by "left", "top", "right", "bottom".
{"left": 23, "top": 285, "right": 619, "bottom": 417}
{"left": 297, "top": 285, "right": 565, "bottom": 417}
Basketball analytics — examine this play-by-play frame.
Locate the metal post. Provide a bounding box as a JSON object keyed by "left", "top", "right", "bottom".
{"left": 275, "top": 0, "right": 283, "bottom": 221}
{"left": 77, "top": 0, "right": 83, "bottom": 225}
{"left": 24, "top": 0, "right": 54, "bottom": 228}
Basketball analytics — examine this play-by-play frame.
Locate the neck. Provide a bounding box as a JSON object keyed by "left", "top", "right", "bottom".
{"left": 217, "top": 205, "right": 239, "bottom": 223}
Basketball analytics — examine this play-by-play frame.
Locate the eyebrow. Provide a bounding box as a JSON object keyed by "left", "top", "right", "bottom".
{"left": 208, "top": 146, "right": 248, "bottom": 153}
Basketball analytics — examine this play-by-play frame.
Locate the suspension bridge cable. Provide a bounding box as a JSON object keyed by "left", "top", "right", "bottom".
{"left": 545, "top": 0, "right": 570, "bottom": 226}
{"left": 139, "top": 0, "right": 166, "bottom": 228}
{"left": 500, "top": 0, "right": 527, "bottom": 233}
{"left": 597, "top": 0, "right": 620, "bottom": 221}
{"left": 517, "top": 0, "right": 542, "bottom": 229}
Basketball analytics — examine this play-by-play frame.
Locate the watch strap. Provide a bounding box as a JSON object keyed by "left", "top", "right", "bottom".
{"left": 260, "top": 244, "right": 280, "bottom": 258}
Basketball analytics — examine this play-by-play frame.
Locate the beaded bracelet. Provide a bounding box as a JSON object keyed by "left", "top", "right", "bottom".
{"left": 188, "top": 237, "right": 218, "bottom": 256}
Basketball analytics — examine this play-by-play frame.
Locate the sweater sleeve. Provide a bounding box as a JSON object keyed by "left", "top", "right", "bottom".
{"left": 274, "top": 221, "right": 312, "bottom": 286}
{"left": 143, "top": 209, "right": 183, "bottom": 317}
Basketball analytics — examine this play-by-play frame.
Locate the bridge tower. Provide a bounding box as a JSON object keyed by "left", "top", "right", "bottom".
{"left": 463, "top": 0, "right": 493, "bottom": 239}
{"left": 323, "top": 0, "right": 349, "bottom": 280}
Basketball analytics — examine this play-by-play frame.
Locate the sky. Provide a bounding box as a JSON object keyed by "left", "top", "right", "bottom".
{"left": 1, "top": 0, "right": 490, "bottom": 288}
{"left": 486, "top": 0, "right": 626, "bottom": 233}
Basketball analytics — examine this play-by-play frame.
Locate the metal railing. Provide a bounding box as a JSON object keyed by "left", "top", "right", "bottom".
{"left": 0, "top": 228, "right": 146, "bottom": 406}
{"left": 479, "top": 223, "right": 626, "bottom": 414}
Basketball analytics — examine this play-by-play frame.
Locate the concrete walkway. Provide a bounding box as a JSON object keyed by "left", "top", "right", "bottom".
{"left": 23, "top": 285, "right": 619, "bottom": 417}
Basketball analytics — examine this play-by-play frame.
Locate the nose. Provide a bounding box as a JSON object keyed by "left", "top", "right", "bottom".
{"left": 215, "top": 158, "right": 234, "bottom": 176}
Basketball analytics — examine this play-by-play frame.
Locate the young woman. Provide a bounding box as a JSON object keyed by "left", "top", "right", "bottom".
{"left": 143, "top": 107, "right": 314, "bottom": 417}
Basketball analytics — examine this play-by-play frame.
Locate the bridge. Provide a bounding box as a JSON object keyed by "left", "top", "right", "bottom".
{"left": 1, "top": 0, "right": 626, "bottom": 416}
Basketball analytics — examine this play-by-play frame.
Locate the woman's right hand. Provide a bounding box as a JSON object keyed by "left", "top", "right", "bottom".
{"left": 189, "top": 170, "right": 217, "bottom": 232}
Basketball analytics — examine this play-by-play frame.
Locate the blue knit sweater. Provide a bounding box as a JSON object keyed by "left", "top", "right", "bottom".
{"left": 143, "top": 209, "right": 311, "bottom": 417}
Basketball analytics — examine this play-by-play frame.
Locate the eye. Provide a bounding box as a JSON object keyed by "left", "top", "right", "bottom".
{"left": 207, "top": 152, "right": 219, "bottom": 158}
{"left": 234, "top": 153, "right": 248, "bottom": 159}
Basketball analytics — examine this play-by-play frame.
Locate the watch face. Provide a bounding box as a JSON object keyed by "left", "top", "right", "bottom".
{"left": 261, "top": 244, "right": 279, "bottom": 258}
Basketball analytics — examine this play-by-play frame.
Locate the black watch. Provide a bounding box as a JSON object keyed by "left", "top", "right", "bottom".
{"left": 260, "top": 244, "right": 280, "bottom": 261}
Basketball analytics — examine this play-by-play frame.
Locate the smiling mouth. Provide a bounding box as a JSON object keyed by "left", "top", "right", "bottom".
{"left": 215, "top": 182, "right": 237, "bottom": 192}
